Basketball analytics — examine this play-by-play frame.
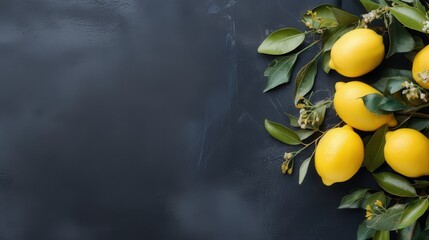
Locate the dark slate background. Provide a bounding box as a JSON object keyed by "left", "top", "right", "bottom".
{"left": 0, "top": 0, "right": 379, "bottom": 239}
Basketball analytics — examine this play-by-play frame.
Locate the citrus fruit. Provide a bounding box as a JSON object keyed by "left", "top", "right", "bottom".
{"left": 329, "top": 28, "right": 385, "bottom": 77}
{"left": 412, "top": 44, "right": 429, "bottom": 89}
{"left": 334, "top": 81, "right": 397, "bottom": 131}
{"left": 315, "top": 125, "right": 364, "bottom": 186}
{"left": 384, "top": 128, "right": 429, "bottom": 178}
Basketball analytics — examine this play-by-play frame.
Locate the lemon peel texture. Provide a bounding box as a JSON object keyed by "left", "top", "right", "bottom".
{"left": 334, "top": 81, "right": 397, "bottom": 131}
{"left": 315, "top": 125, "right": 364, "bottom": 186}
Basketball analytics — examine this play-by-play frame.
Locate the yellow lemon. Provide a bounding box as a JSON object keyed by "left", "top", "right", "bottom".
{"left": 334, "top": 81, "right": 397, "bottom": 131}
{"left": 315, "top": 125, "right": 364, "bottom": 186}
{"left": 329, "top": 28, "right": 385, "bottom": 77}
{"left": 412, "top": 44, "right": 429, "bottom": 89}
{"left": 384, "top": 128, "right": 429, "bottom": 178}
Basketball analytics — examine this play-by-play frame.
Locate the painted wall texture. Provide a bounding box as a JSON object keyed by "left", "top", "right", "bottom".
{"left": 0, "top": 0, "right": 371, "bottom": 239}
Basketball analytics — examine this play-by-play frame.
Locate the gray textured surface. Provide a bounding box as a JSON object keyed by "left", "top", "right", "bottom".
{"left": 0, "top": 0, "right": 374, "bottom": 239}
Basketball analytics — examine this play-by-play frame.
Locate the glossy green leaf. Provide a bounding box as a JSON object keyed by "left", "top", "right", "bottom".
{"left": 294, "top": 58, "right": 318, "bottom": 105}
{"left": 398, "top": 199, "right": 429, "bottom": 229}
{"left": 373, "top": 231, "right": 390, "bottom": 240}
{"left": 330, "top": 7, "right": 359, "bottom": 26}
{"left": 377, "top": 0, "right": 388, "bottom": 6}
{"left": 414, "top": 0, "right": 426, "bottom": 13}
{"left": 258, "top": 28, "right": 306, "bottom": 55}
{"left": 390, "top": 5, "right": 428, "bottom": 32}
{"left": 264, "top": 119, "right": 302, "bottom": 145}
{"left": 362, "top": 93, "right": 390, "bottom": 115}
{"left": 322, "top": 25, "right": 355, "bottom": 52}
{"left": 285, "top": 113, "right": 299, "bottom": 128}
{"left": 398, "top": 221, "right": 416, "bottom": 240}
{"left": 390, "top": 0, "right": 410, "bottom": 5}
{"left": 302, "top": 4, "right": 338, "bottom": 29}
{"left": 295, "top": 130, "right": 315, "bottom": 141}
{"left": 313, "top": 104, "right": 328, "bottom": 129}
{"left": 364, "top": 191, "right": 387, "bottom": 210}
{"left": 380, "top": 68, "right": 413, "bottom": 79}
{"left": 298, "top": 156, "right": 312, "bottom": 185}
{"left": 407, "top": 118, "right": 429, "bottom": 131}
{"left": 367, "top": 204, "right": 406, "bottom": 231}
{"left": 357, "top": 221, "right": 376, "bottom": 240}
{"left": 413, "top": 179, "right": 429, "bottom": 189}
{"left": 360, "top": 0, "right": 381, "bottom": 11}
{"left": 373, "top": 172, "right": 417, "bottom": 197}
{"left": 373, "top": 76, "right": 408, "bottom": 94}
{"left": 386, "top": 19, "right": 415, "bottom": 58}
{"left": 338, "top": 189, "right": 369, "bottom": 209}
{"left": 413, "top": 35, "right": 425, "bottom": 50}
{"left": 263, "top": 54, "right": 298, "bottom": 92}
{"left": 364, "top": 125, "right": 387, "bottom": 172}
{"left": 379, "top": 96, "right": 408, "bottom": 112}
{"left": 322, "top": 51, "right": 331, "bottom": 73}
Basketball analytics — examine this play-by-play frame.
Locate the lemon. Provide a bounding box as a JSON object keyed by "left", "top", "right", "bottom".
{"left": 329, "top": 28, "right": 385, "bottom": 77}
{"left": 315, "top": 125, "right": 364, "bottom": 186}
{"left": 384, "top": 128, "right": 429, "bottom": 178}
{"left": 334, "top": 81, "right": 397, "bottom": 131}
{"left": 412, "top": 45, "right": 429, "bottom": 89}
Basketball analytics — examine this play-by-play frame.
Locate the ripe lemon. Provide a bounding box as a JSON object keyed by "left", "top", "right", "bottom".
{"left": 412, "top": 45, "right": 429, "bottom": 89}
{"left": 329, "top": 28, "right": 385, "bottom": 77}
{"left": 315, "top": 125, "right": 364, "bottom": 186}
{"left": 384, "top": 128, "right": 429, "bottom": 178}
{"left": 334, "top": 81, "right": 397, "bottom": 131}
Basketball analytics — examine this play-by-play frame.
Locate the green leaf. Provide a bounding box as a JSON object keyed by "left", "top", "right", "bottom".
{"left": 407, "top": 118, "right": 429, "bottom": 131}
{"left": 425, "top": 214, "right": 429, "bottom": 231}
{"left": 373, "top": 231, "right": 390, "bottom": 240}
{"left": 322, "top": 25, "right": 355, "bottom": 52}
{"left": 379, "top": 96, "right": 408, "bottom": 112}
{"left": 264, "top": 119, "right": 302, "bottom": 145}
{"left": 364, "top": 125, "right": 387, "bottom": 172}
{"left": 373, "top": 172, "right": 417, "bottom": 197}
{"left": 413, "top": 225, "right": 429, "bottom": 240}
{"left": 391, "top": 0, "right": 410, "bottom": 5}
{"left": 398, "top": 199, "right": 429, "bottom": 229}
{"left": 367, "top": 204, "right": 406, "bottom": 231}
{"left": 321, "top": 51, "right": 331, "bottom": 73}
{"left": 313, "top": 104, "right": 328, "bottom": 129}
{"left": 338, "top": 189, "right": 369, "bottom": 209}
{"left": 330, "top": 7, "right": 359, "bottom": 26}
{"left": 285, "top": 113, "right": 299, "bottom": 128}
{"left": 386, "top": 19, "right": 415, "bottom": 58}
{"left": 390, "top": 5, "right": 428, "bottom": 32}
{"left": 258, "top": 28, "right": 306, "bottom": 55}
{"left": 398, "top": 222, "right": 417, "bottom": 240}
{"left": 413, "top": 179, "right": 429, "bottom": 189}
{"left": 302, "top": 4, "right": 338, "bottom": 29}
{"left": 413, "top": 35, "right": 425, "bottom": 50}
{"left": 380, "top": 68, "right": 413, "bottom": 79}
{"left": 263, "top": 54, "right": 298, "bottom": 92}
{"left": 414, "top": 0, "right": 426, "bottom": 14}
{"left": 357, "top": 221, "right": 376, "bottom": 240}
{"left": 372, "top": 76, "right": 408, "bottom": 94}
{"left": 362, "top": 93, "right": 390, "bottom": 115}
{"left": 364, "top": 191, "right": 388, "bottom": 210}
{"left": 298, "top": 156, "right": 312, "bottom": 185}
{"left": 378, "top": 0, "right": 388, "bottom": 6}
{"left": 360, "top": 0, "right": 381, "bottom": 11}
{"left": 294, "top": 57, "right": 318, "bottom": 105}
{"left": 295, "top": 130, "right": 315, "bottom": 141}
